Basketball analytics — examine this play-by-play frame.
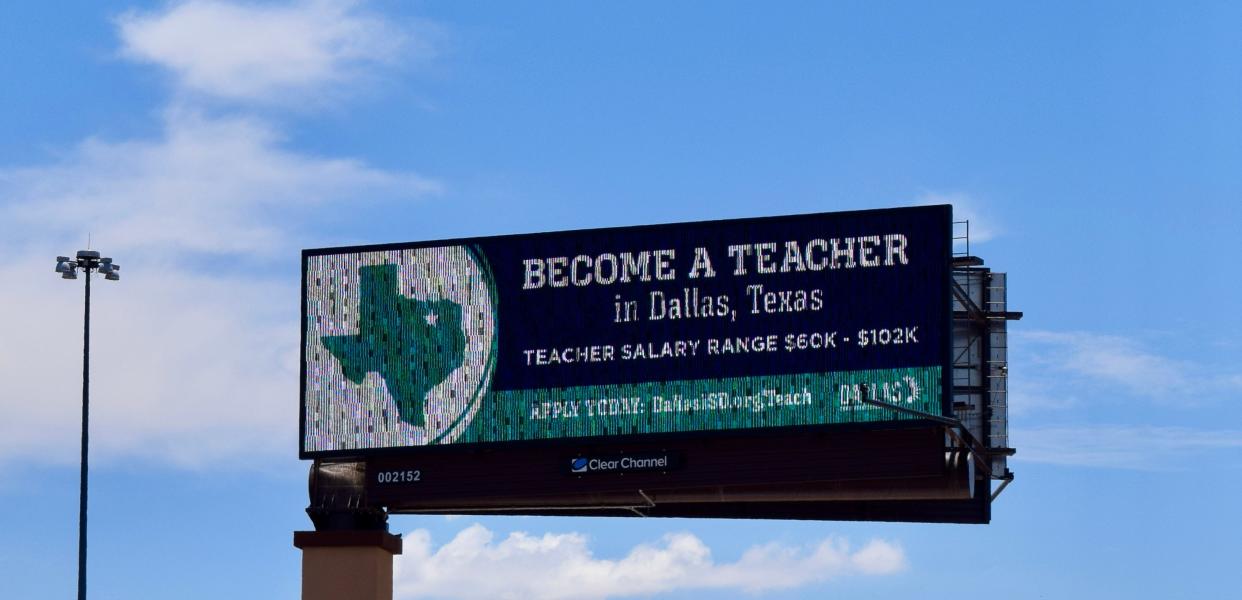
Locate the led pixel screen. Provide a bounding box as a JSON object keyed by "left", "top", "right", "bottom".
{"left": 301, "top": 206, "right": 951, "bottom": 456}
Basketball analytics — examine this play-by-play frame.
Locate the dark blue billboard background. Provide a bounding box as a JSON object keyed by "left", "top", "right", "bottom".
{"left": 476, "top": 205, "right": 950, "bottom": 391}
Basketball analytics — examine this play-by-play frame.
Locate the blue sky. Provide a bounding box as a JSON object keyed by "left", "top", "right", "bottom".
{"left": 2, "top": 1, "right": 1240, "bottom": 598}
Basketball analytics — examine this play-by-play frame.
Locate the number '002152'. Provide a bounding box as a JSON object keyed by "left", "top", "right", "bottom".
{"left": 376, "top": 470, "right": 421, "bottom": 484}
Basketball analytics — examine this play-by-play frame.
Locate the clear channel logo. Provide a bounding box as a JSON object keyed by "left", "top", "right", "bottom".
{"left": 568, "top": 453, "right": 675, "bottom": 474}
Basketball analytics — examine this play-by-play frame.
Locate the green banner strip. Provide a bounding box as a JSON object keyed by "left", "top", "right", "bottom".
{"left": 456, "top": 366, "right": 942, "bottom": 444}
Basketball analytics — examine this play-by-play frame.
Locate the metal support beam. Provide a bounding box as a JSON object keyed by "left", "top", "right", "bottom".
{"left": 951, "top": 278, "right": 987, "bottom": 325}
{"left": 991, "top": 476, "right": 1014, "bottom": 501}
{"left": 857, "top": 396, "right": 962, "bottom": 426}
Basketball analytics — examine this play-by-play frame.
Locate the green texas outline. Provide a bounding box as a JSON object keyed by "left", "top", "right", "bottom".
{"left": 322, "top": 264, "right": 466, "bottom": 428}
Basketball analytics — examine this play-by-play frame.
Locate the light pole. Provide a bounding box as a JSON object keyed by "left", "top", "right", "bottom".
{"left": 55, "top": 250, "right": 119, "bottom": 600}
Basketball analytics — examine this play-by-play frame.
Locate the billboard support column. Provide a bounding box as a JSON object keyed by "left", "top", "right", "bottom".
{"left": 295, "top": 460, "right": 400, "bottom": 599}
{"left": 294, "top": 530, "right": 402, "bottom": 600}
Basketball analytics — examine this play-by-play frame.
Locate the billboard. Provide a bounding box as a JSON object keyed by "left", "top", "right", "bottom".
{"left": 301, "top": 205, "right": 951, "bottom": 457}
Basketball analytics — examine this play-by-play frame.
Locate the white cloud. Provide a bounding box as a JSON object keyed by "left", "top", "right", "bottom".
{"left": 0, "top": 109, "right": 435, "bottom": 466}
{"left": 0, "top": 255, "right": 296, "bottom": 468}
{"left": 394, "top": 524, "right": 905, "bottom": 600}
{"left": 915, "top": 191, "right": 999, "bottom": 245}
{"left": 2, "top": 108, "right": 437, "bottom": 258}
{"left": 117, "top": 0, "right": 424, "bottom": 103}
{"left": 1013, "top": 425, "right": 1242, "bottom": 470}
{"left": 0, "top": 110, "right": 437, "bottom": 467}
{"left": 1012, "top": 330, "right": 1242, "bottom": 409}
{"left": 0, "top": 1, "right": 438, "bottom": 469}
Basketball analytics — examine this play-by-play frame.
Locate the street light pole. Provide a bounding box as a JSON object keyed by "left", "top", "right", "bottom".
{"left": 79, "top": 256, "right": 90, "bottom": 600}
{"left": 56, "top": 251, "right": 119, "bottom": 600}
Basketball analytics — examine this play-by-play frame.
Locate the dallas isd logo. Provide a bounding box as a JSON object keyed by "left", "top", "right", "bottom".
{"left": 306, "top": 246, "right": 497, "bottom": 450}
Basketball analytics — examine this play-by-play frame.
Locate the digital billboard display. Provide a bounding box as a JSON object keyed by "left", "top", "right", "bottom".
{"left": 301, "top": 205, "right": 951, "bottom": 457}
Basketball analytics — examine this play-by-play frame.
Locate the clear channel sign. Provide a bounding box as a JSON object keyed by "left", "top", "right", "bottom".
{"left": 300, "top": 205, "right": 952, "bottom": 458}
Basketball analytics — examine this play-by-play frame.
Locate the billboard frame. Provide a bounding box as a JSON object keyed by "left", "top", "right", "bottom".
{"left": 299, "top": 205, "right": 954, "bottom": 461}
